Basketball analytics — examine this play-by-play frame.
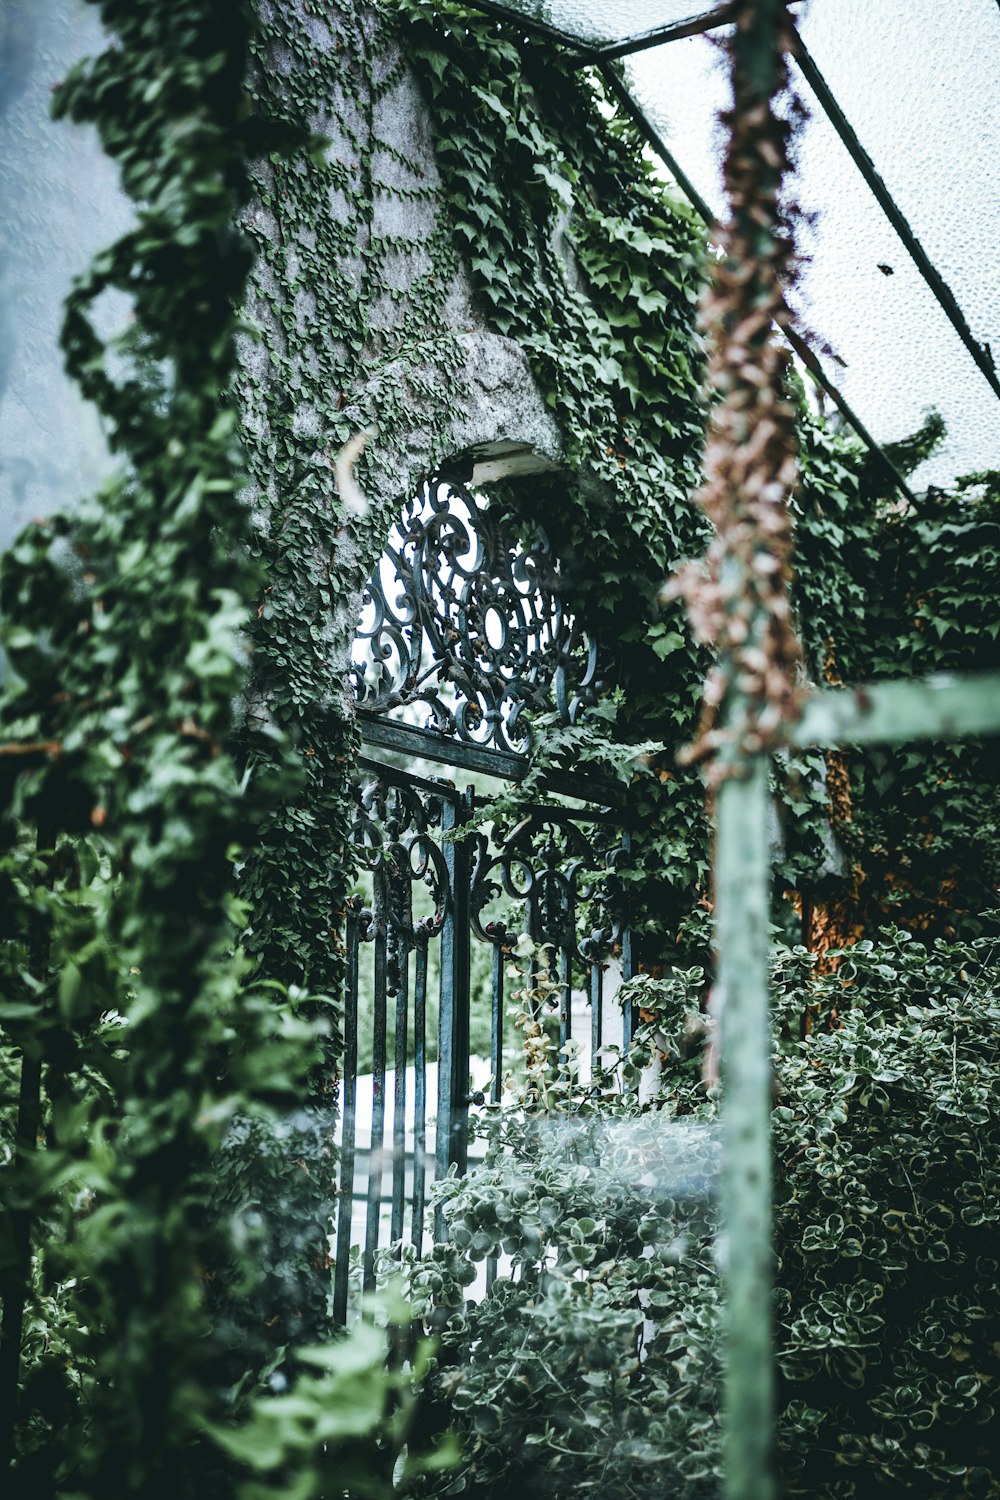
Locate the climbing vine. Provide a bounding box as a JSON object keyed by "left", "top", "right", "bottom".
{"left": 235, "top": 0, "right": 496, "bottom": 1024}
{"left": 0, "top": 0, "right": 329, "bottom": 1490}
{"left": 386, "top": 0, "right": 999, "bottom": 954}
{"left": 389, "top": 0, "right": 713, "bottom": 952}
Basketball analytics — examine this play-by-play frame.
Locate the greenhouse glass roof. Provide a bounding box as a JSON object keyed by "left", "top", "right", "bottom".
{"left": 467, "top": 0, "right": 1000, "bottom": 491}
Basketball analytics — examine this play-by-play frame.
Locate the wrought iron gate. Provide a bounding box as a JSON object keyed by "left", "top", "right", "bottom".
{"left": 333, "top": 473, "right": 634, "bottom": 1322}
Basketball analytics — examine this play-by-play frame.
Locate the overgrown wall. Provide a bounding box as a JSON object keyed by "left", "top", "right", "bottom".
{"left": 238, "top": 0, "right": 1000, "bottom": 1024}
{"left": 236, "top": 0, "right": 714, "bottom": 1023}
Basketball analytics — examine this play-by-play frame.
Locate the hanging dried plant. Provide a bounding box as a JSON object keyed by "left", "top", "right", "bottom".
{"left": 667, "top": 0, "right": 806, "bottom": 781}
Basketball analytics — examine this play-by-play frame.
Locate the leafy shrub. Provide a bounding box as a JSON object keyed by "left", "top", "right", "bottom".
{"left": 402, "top": 1109, "right": 722, "bottom": 1500}
{"left": 209, "top": 1293, "right": 456, "bottom": 1500}
{"left": 401, "top": 928, "right": 1000, "bottom": 1499}
{"left": 773, "top": 929, "right": 1000, "bottom": 1497}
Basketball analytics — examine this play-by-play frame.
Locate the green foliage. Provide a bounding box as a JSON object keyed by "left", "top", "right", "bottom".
{"left": 0, "top": 0, "right": 332, "bottom": 1491}
{"left": 402, "top": 928, "right": 1000, "bottom": 1499}
{"left": 394, "top": 2, "right": 998, "bottom": 957}
{"left": 771, "top": 928, "right": 1000, "bottom": 1495}
{"left": 235, "top": 0, "right": 468, "bottom": 1028}
{"left": 2, "top": 1, "right": 997, "bottom": 1495}
{"left": 402, "top": 1106, "right": 722, "bottom": 1500}
{"left": 207, "top": 1104, "right": 340, "bottom": 1393}
{"left": 791, "top": 427, "right": 1000, "bottom": 932}
{"left": 394, "top": 0, "right": 715, "bottom": 954}
{"left": 209, "top": 1293, "right": 457, "bottom": 1499}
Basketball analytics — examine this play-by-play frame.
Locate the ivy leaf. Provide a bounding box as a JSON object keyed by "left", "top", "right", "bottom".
{"left": 534, "top": 162, "right": 574, "bottom": 209}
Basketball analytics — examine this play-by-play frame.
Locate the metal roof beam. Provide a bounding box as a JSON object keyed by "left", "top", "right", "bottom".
{"left": 583, "top": 4, "right": 739, "bottom": 64}
{"left": 451, "top": 0, "right": 598, "bottom": 55}
{"left": 458, "top": 1, "right": 808, "bottom": 66}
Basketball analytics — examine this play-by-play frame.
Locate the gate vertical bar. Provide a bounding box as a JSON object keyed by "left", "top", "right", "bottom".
{"left": 333, "top": 902, "right": 361, "bottom": 1324}
{"left": 390, "top": 879, "right": 411, "bottom": 1251}
{"left": 411, "top": 937, "right": 429, "bottom": 1252}
{"left": 363, "top": 887, "right": 388, "bottom": 1293}
{"left": 486, "top": 931, "right": 505, "bottom": 1292}
{"left": 621, "top": 835, "right": 637, "bottom": 1050}
{"left": 557, "top": 944, "right": 572, "bottom": 1077}
{"left": 489, "top": 934, "right": 505, "bottom": 1104}
{"left": 436, "top": 789, "right": 473, "bottom": 1233}
{"left": 590, "top": 961, "right": 603, "bottom": 1066}
{"left": 716, "top": 755, "right": 774, "bottom": 1500}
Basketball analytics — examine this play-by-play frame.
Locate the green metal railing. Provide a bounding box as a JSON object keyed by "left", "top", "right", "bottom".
{"left": 702, "top": 12, "right": 1000, "bottom": 1500}
{"left": 679, "top": 6, "right": 1000, "bottom": 1498}
{"left": 716, "top": 675, "right": 1000, "bottom": 1500}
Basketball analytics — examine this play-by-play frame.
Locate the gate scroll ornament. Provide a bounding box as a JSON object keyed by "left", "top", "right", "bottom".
{"left": 351, "top": 474, "right": 603, "bottom": 755}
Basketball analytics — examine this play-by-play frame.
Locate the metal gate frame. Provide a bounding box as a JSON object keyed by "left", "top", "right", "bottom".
{"left": 332, "top": 740, "right": 635, "bottom": 1323}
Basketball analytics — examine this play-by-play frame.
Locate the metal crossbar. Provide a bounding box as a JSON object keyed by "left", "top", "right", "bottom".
{"left": 793, "top": 673, "right": 1000, "bottom": 749}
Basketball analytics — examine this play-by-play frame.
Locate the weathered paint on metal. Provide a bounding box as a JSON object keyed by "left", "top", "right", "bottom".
{"left": 390, "top": 881, "right": 412, "bottom": 1252}
{"left": 590, "top": 960, "right": 603, "bottom": 1060}
{"left": 716, "top": 755, "right": 775, "bottom": 1500}
{"left": 412, "top": 938, "right": 429, "bottom": 1252}
{"left": 363, "top": 911, "right": 387, "bottom": 1293}
{"left": 435, "top": 790, "right": 473, "bottom": 1230}
{"left": 793, "top": 673, "right": 1000, "bottom": 748}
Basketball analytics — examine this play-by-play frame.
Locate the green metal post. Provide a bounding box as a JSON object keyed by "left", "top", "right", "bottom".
{"left": 716, "top": 755, "right": 774, "bottom": 1500}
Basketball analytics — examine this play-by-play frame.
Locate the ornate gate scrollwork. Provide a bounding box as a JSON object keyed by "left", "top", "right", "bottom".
{"left": 469, "top": 811, "right": 630, "bottom": 962}
{"left": 350, "top": 474, "right": 603, "bottom": 755}
{"left": 335, "top": 475, "right": 633, "bottom": 1322}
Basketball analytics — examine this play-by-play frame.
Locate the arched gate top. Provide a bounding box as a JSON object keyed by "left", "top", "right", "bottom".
{"left": 351, "top": 474, "right": 603, "bottom": 773}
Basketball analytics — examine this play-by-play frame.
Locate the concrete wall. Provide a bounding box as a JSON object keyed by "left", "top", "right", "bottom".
{"left": 237, "top": 1, "right": 570, "bottom": 712}
{"left": 2, "top": 0, "right": 560, "bottom": 552}
{"left": 0, "top": 0, "right": 133, "bottom": 552}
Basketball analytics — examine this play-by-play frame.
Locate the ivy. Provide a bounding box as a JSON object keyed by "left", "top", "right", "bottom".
{"left": 790, "top": 426, "right": 1000, "bottom": 938}
{"left": 1, "top": 0, "right": 997, "bottom": 1491}
{"left": 0, "top": 0, "right": 325, "bottom": 1491}
{"left": 235, "top": 0, "right": 473, "bottom": 1026}
{"left": 388, "top": 1, "right": 998, "bottom": 957}
{"left": 390, "top": 0, "right": 717, "bottom": 952}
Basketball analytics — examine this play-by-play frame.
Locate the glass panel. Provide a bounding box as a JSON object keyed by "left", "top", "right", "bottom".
{"left": 626, "top": 8, "right": 1000, "bottom": 490}
{"left": 797, "top": 0, "right": 999, "bottom": 390}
